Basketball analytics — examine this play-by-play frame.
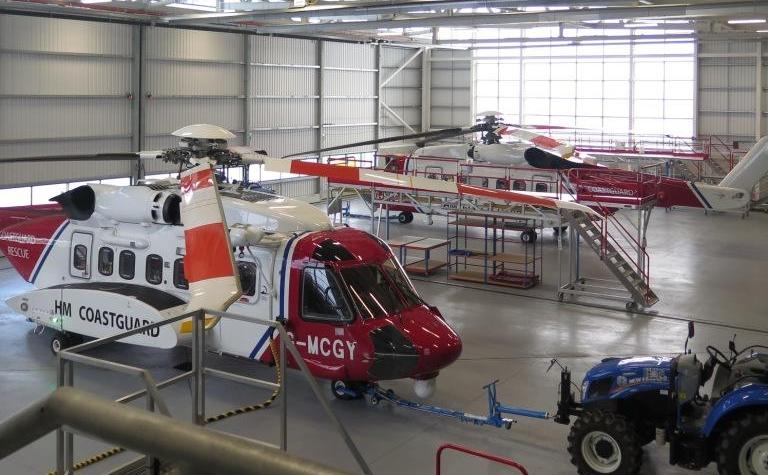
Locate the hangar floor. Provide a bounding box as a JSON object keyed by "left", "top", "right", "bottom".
{"left": 1, "top": 207, "right": 766, "bottom": 474}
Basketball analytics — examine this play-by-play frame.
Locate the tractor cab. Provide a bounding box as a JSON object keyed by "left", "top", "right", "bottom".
{"left": 554, "top": 323, "right": 768, "bottom": 475}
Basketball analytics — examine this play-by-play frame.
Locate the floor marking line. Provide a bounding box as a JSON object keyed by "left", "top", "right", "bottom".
{"left": 411, "top": 277, "right": 768, "bottom": 336}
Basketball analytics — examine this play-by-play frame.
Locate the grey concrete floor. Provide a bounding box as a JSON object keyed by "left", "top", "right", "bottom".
{"left": 1, "top": 206, "right": 767, "bottom": 474}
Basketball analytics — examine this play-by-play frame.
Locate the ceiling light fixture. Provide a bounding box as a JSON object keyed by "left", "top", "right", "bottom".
{"left": 624, "top": 22, "right": 658, "bottom": 28}
{"left": 727, "top": 19, "right": 767, "bottom": 24}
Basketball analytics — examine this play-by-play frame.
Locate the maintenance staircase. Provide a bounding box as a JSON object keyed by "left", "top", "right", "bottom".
{"left": 567, "top": 210, "right": 659, "bottom": 308}
{"left": 559, "top": 169, "right": 659, "bottom": 309}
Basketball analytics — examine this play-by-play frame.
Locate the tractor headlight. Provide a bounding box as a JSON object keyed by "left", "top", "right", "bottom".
{"left": 581, "top": 380, "right": 589, "bottom": 398}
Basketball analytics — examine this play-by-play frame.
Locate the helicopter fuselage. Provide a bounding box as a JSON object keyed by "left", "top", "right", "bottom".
{"left": 0, "top": 184, "right": 462, "bottom": 385}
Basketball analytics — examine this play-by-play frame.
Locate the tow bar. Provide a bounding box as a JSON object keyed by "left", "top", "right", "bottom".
{"left": 363, "top": 379, "right": 551, "bottom": 430}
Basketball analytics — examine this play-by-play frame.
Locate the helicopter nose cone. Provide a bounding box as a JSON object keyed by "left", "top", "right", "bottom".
{"left": 399, "top": 306, "right": 462, "bottom": 377}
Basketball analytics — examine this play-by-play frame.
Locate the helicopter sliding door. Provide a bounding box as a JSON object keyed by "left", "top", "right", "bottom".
{"left": 69, "top": 231, "right": 93, "bottom": 279}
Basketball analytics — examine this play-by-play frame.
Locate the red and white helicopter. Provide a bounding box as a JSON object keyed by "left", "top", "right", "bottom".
{"left": 289, "top": 112, "right": 766, "bottom": 223}
{"left": 0, "top": 124, "right": 590, "bottom": 399}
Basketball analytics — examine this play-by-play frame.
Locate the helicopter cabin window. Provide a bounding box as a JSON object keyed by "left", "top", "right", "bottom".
{"left": 382, "top": 259, "right": 421, "bottom": 308}
{"left": 173, "top": 258, "right": 188, "bottom": 290}
{"left": 145, "top": 254, "right": 163, "bottom": 285}
{"left": 339, "top": 265, "right": 404, "bottom": 319}
{"left": 73, "top": 245, "right": 88, "bottom": 271}
{"left": 119, "top": 250, "right": 135, "bottom": 280}
{"left": 98, "top": 247, "right": 114, "bottom": 276}
{"left": 301, "top": 266, "right": 352, "bottom": 323}
{"left": 237, "top": 261, "right": 257, "bottom": 296}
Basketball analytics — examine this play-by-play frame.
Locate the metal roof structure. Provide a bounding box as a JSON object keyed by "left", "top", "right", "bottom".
{"left": 1, "top": 1, "right": 768, "bottom": 43}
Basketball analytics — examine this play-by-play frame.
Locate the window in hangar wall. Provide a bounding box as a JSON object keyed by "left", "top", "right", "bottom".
{"left": 0, "top": 178, "right": 131, "bottom": 207}
{"left": 449, "top": 25, "right": 695, "bottom": 140}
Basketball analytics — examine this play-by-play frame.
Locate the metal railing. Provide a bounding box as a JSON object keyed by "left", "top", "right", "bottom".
{"left": 53, "top": 308, "right": 372, "bottom": 475}
{"left": 0, "top": 387, "right": 348, "bottom": 475}
{"left": 435, "top": 443, "right": 528, "bottom": 475}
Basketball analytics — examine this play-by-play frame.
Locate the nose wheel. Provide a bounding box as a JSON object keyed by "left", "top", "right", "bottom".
{"left": 331, "top": 380, "right": 366, "bottom": 400}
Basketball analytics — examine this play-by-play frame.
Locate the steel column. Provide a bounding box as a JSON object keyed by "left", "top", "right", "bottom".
{"left": 244, "top": 33, "right": 252, "bottom": 148}
{"left": 131, "top": 25, "right": 144, "bottom": 183}
{"left": 375, "top": 43, "right": 382, "bottom": 141}
{"left": 421, "top": 48, "right": 432, "bottom": 132}
{"left": 756, "top": 41, "right": 763, "bottom": 140}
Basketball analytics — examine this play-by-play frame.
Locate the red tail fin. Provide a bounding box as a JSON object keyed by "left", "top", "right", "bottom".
{"left": 0, "top": 204, "right": 63, "bottom": 232}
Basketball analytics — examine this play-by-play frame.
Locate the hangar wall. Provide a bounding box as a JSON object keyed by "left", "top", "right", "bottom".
{"left": 429, "top": 49, "right": 472, "bottom": 129}
{"left": 0, "top": 16, "right": 137, "bottom": 185}
{"left": 697, "top": 38, "right": 768, "bottom": 142}
{"left": 0, "top": 13, "right": 423, "bottom": 189}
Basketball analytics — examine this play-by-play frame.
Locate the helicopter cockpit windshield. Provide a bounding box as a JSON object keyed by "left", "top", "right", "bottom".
{"left": 339, "top": 258, "right": 422, "bottom": 320}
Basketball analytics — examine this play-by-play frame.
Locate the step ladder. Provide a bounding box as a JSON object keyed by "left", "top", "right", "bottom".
{"left": 563, "top": 210, "right": 659, "bottom": 309}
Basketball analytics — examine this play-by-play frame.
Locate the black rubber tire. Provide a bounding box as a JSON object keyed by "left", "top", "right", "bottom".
{"left": 716, "top": 412, "right": 768, "bottom": 475}
{"left": 398, "top": 211, "right": 414, "bottom": 224}
{"left": 50, "top": 332, "right": 83, "bottom": 355}
{"left": 520, "top": 229, "right": 538, "bottom": 243}
{"left": 331, "top": 380, "right": 363, "bottom": 400}
{"left": 567, "top": 410, "right": 642, "bottom": 475}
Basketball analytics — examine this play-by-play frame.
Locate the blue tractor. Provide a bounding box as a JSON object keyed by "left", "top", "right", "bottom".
{"left": 554, "top": 323, "right": 768, "bottom": 474}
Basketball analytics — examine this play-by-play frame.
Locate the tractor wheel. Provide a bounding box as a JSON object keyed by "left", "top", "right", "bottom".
{"left": 331, "top": 380, "right": 364, "bottom": 400}
{"left": 568, "top": 410, "right": 642, "bottom": 475}
{"left": 398, "top": 211, "right": 414, "bottom": 224}
{"left": 716, "top": 412, "right": 768, "bottom": 475}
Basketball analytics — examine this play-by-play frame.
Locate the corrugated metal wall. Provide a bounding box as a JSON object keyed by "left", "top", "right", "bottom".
{"left": 0, "top": 15, "right": 135, "bottom": 186}
{"left": 250, "top": 35, "right": 318, "bottom": 157}
{"left": 143, "top": 27, "right": 245, "bottom": 175}
{"left": 430, "top": 49, "right": 472, "bottom": 129}
{"left": 321, "top": 42, "right": 378, "bottom": 153}
{"left": 380, "top": 46, "right": 423, "bottom": 138}
{"left": 698, "top": 39, "right": 766, "bottom": 141}
{"left": 0, "top": 14, "right": 394, "bottom": 190}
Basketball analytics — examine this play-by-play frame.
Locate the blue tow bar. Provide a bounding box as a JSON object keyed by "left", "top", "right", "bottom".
{"left": 366, "top": 379, "right": 550, "bottom": 430}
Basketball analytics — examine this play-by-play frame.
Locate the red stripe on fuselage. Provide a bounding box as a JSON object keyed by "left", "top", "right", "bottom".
{"left": 180, "top": 167, "right": 214, "bottom": 194}
{"left": 183, "top": 222, "right": 235, "bottom": 283}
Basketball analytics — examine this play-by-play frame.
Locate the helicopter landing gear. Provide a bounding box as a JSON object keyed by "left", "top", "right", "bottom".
{"left": 520, "top": 229, "right": 537, "bottom": 243}
{"left": 331, "top": 380, "right": 366, "bottom": 400}
{"left": 397, "top": 211, "right": 414, "bottom": 224}
{"left": 50, "top": 331, "right": 83, "bottom": 355}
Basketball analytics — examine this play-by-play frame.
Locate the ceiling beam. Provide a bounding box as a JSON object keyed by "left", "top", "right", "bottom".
{"left": 162, "top": 0, "right": 652, "bottom": 24}
{"left": 245, "top": 2, "right": 768, "bottom": 33}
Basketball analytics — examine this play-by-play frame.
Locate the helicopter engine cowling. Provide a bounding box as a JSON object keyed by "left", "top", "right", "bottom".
{"left": 52, "top": 185, "right": 181, "bottom": 225}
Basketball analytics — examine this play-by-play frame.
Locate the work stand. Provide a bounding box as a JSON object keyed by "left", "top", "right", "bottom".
{"left": 557, "top": 202, "right": 658, "bottom": 311}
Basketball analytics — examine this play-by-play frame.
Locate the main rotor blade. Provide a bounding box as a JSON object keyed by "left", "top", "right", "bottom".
{"left": 0, "top": 153, "right": 141, "bottom": 164}
{"left": 263, "top": 157, "right": 600, "bottom": 217}
{"left": 282, "top": 127, "right": 473, "bottom": 158}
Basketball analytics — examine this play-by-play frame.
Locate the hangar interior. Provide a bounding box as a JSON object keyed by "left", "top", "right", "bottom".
{"left": 1, "top": 1, "right": 768, "bottom": 474}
